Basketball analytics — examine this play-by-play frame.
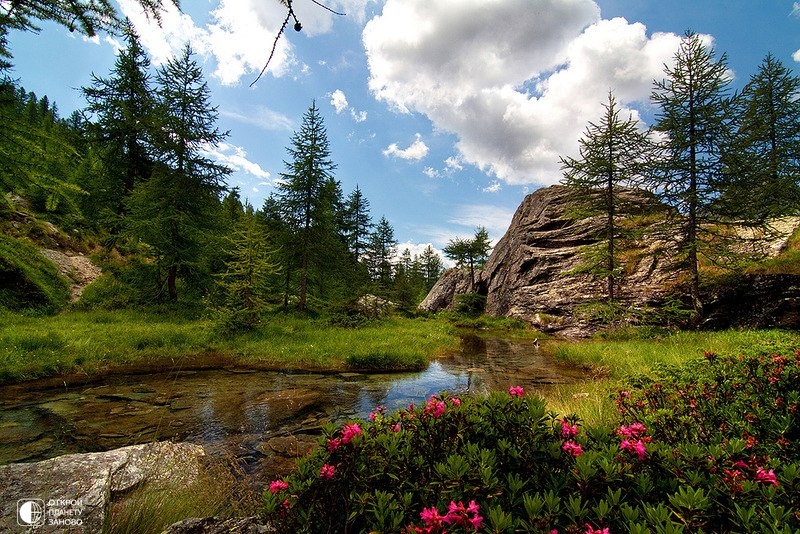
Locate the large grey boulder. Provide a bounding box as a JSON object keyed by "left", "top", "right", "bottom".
{"left": 418, "top": 268, "right": 479, "bottom": 312}
{"left": 0, "top": 441, "right": 207, "bottom": 533}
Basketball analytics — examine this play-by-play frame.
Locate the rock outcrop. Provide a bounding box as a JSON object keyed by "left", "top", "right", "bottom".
{"left": 420, "top": 185, "right": 800, "bottom": 337}
{"left": 0, "top": 441, "right": 208, "bottom": 533}
{"left": 481, "top": 185, "right": 677, "bottom": 335}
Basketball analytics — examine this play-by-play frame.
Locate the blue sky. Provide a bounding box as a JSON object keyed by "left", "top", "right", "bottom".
{"left": 6, "top": 0, "right": 800, "bottom": 259}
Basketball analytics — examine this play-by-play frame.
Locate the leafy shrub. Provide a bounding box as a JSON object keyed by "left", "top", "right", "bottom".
{"left": 454, "top": 293, "right": 486, "bottom": 314}
{"left": 264, "top": 351, "right": 800, "bottom": 533}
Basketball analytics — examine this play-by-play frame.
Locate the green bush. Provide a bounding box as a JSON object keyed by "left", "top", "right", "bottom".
{"left": 264, "top": 350, "right": 800, "bottom": 533}
{"left": 0, "top": 234, "right": 69, "bottom": 313}
{"left": 454, "top": 293, "right": 486, "bottom": 314}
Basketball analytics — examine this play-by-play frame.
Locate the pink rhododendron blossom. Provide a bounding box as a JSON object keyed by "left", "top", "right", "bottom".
{"left": 584, "top": 524, "right": 610, "bottom": 534}
{"left": 619, "top": 438, "right": 647, "bottom": 460}
{"left": 420, "top": 506, "right": 446, "bottom": 528}
{"left": 451, "top": 397, "right": 462, "bottom": 406}
{"left": 616, "top": 423, "right": 647, "bottom": 438}
{"left": 509, "top": 385, "right": 525, "bottom": 397}
{"left": 320, "top": 463, "right": 335, "bottom": 479}
{"left": 755, "top": 467, "right": 779, "bottom": 486}
{"left": 341, "top": 423, "right": 362, "bottom": 444}
{"left": 562, "top": 440, "right": 583, "bottom": 457}
{"left": 425, "top": 399, "right": 447, "bottom": 418}
{"left": 561, "top": 418, "right": 578, "bottom": 439}
{"left": 393, "top": 423, "right": 401, "bottom": 432}
{"left": 269, "top": 480, "right": 289, "bottom": 494}
{"left": 327, "top": 438, "right": 341, "bottom": 452}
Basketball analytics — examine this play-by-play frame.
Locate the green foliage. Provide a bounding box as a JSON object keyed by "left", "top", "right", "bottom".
{"left": 454, "top": 292, "right": 486, "bottom": 315}
{"left": 0, "top": 234, "right": 69, "bottom": 313}
{"left": 264, "top": 350, "right": 800, "bottom": 533}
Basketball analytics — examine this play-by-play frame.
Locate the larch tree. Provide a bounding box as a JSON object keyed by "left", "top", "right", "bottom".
{"left": 720, "top": 53, "right": 800, "bottom": 222}
{"left": 561, "top": 91, "right": 654, "bottom": 302}
{"left": 82, "top": 21, "right": 155, "bottom": 225}
{"left": 650, "top": 30, "right": 733, "bottom": 321}
{"left": 126, "top": 44, "right": 229, "bottom": 302}
{"left": 275, "top": 100, "right": 337, "bottom": 311}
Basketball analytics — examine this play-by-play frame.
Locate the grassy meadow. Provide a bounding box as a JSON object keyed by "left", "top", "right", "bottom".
{"left": 0, "top": 307, "right": 459, "bottom": 384}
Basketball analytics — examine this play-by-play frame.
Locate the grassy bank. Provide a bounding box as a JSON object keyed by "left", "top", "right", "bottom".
{"left": 0, "top": 308, "right": 459, "bottom": 384}
{"left": 541, "top": 327, "right": 800, "bottom": 425}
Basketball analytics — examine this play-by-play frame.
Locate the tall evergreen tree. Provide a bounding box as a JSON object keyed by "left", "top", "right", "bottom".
{"left": 650, "top": 30, "right": 732, "bottom": 320}
{"left": 720, "top": 53, "right": 800, "bottom": 221}
{"left": 365, "top": 216, "right": 397, "bottom": 292}
{"left": 561, "top": 91, "right": 654, "bottom": 302}
{"left": 418, "top": 245, "right": 444, "bottom": 291}
{"left": 82, "top": 21, "right": 155, "bottom": 224}
{"left": 342, "top": 185, "right": 373, "bottom": 261}
{"left": 275, "top": 101, "right": 338, "bottom": 311}
{"left": 126, "top": 44, "right": 229, "bottom": 302}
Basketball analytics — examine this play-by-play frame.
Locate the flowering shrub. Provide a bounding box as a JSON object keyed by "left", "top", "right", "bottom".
{"left": 264, "top": 351, "right": 800, "bottom": 533}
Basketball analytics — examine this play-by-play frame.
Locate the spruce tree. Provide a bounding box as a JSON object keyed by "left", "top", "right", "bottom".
{"left": 365, "top": 216, "right": 397, "bottom": 293}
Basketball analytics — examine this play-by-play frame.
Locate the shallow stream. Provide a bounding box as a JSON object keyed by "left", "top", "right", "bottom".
{"left": 0, "top": 336, "right": 580, "bottom": 485}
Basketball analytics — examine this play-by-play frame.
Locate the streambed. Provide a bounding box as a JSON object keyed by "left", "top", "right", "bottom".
{"left": 0, "top": 336, "right": 581, "bottom": 486}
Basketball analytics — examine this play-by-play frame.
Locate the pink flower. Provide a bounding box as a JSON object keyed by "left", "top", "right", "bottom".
{"left": 420, "top": 506, "right": 446, "bottom": 528}
{"left": 617, "top": 423, "right": 647, "bottom": 438}
{"left": 755, "top": 467, "right": 778, "bottom": 487}
{"left": 443, "top": 500, "right": 483, "bottom": 531}
{"left": 451, "top": 397, "right": 462, "bottom": 406}
{"left": 562, "top": 440, "right": 583, "bottom": 457}
{"left": 320, "top": 463, "right": 335, "bottom": 479}
{"left": 425, "top": 399, "right": 447, "bottom": 418}
{"left": 269, "top": 480, "right": 289, "bottom": 493}
{"left": 393, "top": 423, "right": 401, "bottom": 432}
{"left": 561, "top": 418, "right": 579, "bottom": 439}
{"left": 341, "top": 423, "right": 362, "bottom": 444}
{"left": 327, "top": 438, "right": 341, "bottom": 452}
{"left": 584, "top": 524, "right": 610, "bottom": 534}
{"left": 619, "top": 439, "right": 647, "bottom": 460}
{"left": 551, "top": 530, "right": 559, "bottom": 534}
{"left": 509, "top": 385, "right": 525, "bottom": 397}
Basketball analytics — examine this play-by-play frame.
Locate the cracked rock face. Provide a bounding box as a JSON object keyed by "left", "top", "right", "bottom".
{"left": 421, "top": 185, "right": 678, "bottom": 336}
{"left": 0, "top": 441, "right": 207, "bottom": 533}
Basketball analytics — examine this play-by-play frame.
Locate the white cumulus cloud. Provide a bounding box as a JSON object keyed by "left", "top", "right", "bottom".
{"left": 330, "top": 89, "right": 349, "bottom": 113}
{"left": 363, "top": 0, "right": 683, "bottom": 186}
{"left": 383, "top": 133, "right": 429, "bottom": 160}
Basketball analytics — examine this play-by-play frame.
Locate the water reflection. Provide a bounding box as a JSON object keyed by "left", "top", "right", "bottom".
{"left": 0, "top": 336, "right": 578, "bottom": 482}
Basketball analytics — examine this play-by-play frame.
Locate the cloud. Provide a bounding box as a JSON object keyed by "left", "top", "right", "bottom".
{"left": 363, "top": 0, "right": 683, "bottom": 186}
{"left": 448, "top": 204, "right": 516, "bottom": 237}
{"left": 221, "top": 105, "right": 295, "bottom": 131}
{"left": 118, "top": 0, "right": 375, "bottom": 84}
{"left": 329, "top": 89, "right": 368, "bottom": 122}
{"left": 330, "top": 89, "right": 349, "bottom": 113}
{"left": 383, "top": 133, "right": 429, "bottom": 160}
{"left": 201, "top": 142, "right": 271, "bottom": 180}
{"left": 483, "top": 181, "right": 502, "bottom": 193}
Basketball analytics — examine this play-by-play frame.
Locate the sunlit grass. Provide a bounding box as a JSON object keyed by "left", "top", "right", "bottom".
{"left": 538, "top": 328, "right": 800, "bottom": 425}
{"left": 0, "top": 309, "right": 459, "bottom": 383}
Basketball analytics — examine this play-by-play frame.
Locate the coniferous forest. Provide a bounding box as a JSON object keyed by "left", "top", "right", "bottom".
{"left": 0, "top": 21, "right": 444, "bottom": 323}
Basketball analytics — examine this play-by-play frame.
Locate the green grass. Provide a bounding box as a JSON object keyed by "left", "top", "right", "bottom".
{"left": 0, "top": 308, "right": 459, "bottom": 383}
{"left": 540, "top": 328, "right": 800, "bottom": 426}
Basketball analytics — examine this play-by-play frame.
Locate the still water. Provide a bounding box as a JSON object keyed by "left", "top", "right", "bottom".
{"left": 0, "top": 336, "right": 579, "bottom": 482}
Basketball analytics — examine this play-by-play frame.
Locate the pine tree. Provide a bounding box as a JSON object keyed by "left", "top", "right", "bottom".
{"left": 275, "top": 101, "right": 338, "bottom": 311}
{"left": 418, "top": 245, "right": 444, "bottom": 291}
{"left": 443, "top": 227, "right": 492, "bottom": 291}
{"left": 561, "top": 91, "right": 654, "bottom": 302}
{"left": 650, "top": 30, "right": 733, "bottom": 320}
{"left": 342, "top": 185, "right": 373, "bottom": 261}
{"left": 126, "top": 44, "right": 230, "bottom": 302}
